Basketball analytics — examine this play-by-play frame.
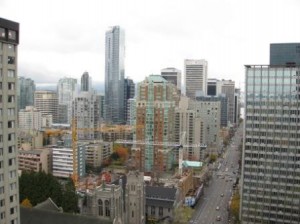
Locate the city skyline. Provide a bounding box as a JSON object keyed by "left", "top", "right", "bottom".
{"left": 0, "top": 0, "right": 299, "bottom": 89}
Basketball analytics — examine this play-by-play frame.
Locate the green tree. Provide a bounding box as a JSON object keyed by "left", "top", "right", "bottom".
{"left": 173, "top": 206, "right": 193, "bottom": 224}
{"left": 209, "top": 154, "right": 217, "bottom": 163}
{"left": 230, "top": 192, "right": 240, "bottom": 221}
{"left": 19, "top": 171, "right": 62, "bottom": 207}
{"left": 61, "top": 178, "right": 79, "bottom": 213}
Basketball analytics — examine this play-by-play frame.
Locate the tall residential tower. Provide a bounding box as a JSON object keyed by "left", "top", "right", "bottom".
{"left": 105, "top": 26, "right": 125, "bottom": 124}
{"left": 0, "top": 17, "right": 20, "bottom": 224}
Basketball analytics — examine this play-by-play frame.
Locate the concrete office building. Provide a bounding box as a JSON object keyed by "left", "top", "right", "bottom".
{"left": 174, "top": 96, "right": 203, "bottom": 161}
{"left": 185, "top": 59, "right": 207, "bottom": 99}
{"left": 17, "top": 77, "right": 35, "bottom": 111}
{"left": 52, "top": 141, "right": 85, "bottom": 179}
{"left": 270, "top": 43, "right": 300, "bottom": 66}
{"left": 84, "top": 141, "right": 112, "bottom": 168}
{"left": 161, "top": 67, "right": 182, "bottom": 92}
{"left": 18, "top": 106, "right": 42, "bottom": 130}
{"left": 0, "top": 17, "right": 20, "bottom": 224}
{"left": 190, "top": 99, "right": 221, "bottom": 149}
{"left": 241, "top": 65, "right": 300, "bottom": 223}
{"left": 34, "top": 90, "right": 59, "bottom": 123}
{"left": 57, "top": 77, "right": 77, "bottom": 124}
{"left": 105, "top": 26, "right": 125, "bottom": 124}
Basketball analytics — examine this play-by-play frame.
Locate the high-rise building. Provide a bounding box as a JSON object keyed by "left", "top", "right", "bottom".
{"left": 217, "top": 79, "right": 235, "bottom": 125}
{"left": 135, "top": 75, "right": 179, "bottom": 172}
{"left": 105, "top": 26, "right": 125, "bottom": 124}
{"left": 184, "top": 59, "right": 208, "bottom": 99}
{"left": 57, "top": 77, "right": 77, "bottom": 124}
{"left": 234, "top": 88, "right": 241, "bottom": 124}
{"left": 270, "top": 43, "right": 300, "bottom": 66}
{"left": 241, "top": 65, "right": 300, "bottom": 223}
{"left": 73, "top": 92, "right": 100, "bottom": 140}
{"left": 174, "top": 96, "right": 203, "bottom": 161}
{"left": 81, "top": 71, "right": 91, "bottom": 92}
{"left": 124, "top": 78, "right": 135, "bottom": 124}
{"left": 161, "top": 67, "right": 182, "bottom": 92}
{"left": 17, "top": 77, "right": 35, "bottom": 111}
{"left": 0, "top": 17, "right": 20, "bottom": 224}
{"left": 34, "top": 90, "right": 59, "bottom": 123}
{"left": 207, "top": 78, "right": 218, "bottom": 96}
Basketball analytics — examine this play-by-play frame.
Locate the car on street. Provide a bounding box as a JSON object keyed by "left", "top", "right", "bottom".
{"left": 216, "top": 206, "right": 220, "bottom": 210}
{"left": 220, "top": 193, "right": 224, "bottom": 197}
{"left": 216, "top": 216, "right": 221, "bottom": 221}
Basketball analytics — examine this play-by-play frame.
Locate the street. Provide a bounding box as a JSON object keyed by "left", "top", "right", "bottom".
{"left": 190, "top": 125, "right": 243, "bottom": 224}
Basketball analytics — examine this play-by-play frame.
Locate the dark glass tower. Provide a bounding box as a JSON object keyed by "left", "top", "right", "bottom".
{"left": 104, "top": 26, "right": 125, "bottom": 124}
{"left": 270, "top": 43, "right": 300, "bottom": 66}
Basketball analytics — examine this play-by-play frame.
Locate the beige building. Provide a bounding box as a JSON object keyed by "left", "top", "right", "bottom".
{"left": 18, "top": 148, "right": 51, "bottom": 173}
{"left": 0, "top": 17, "right": 20, "bottom": 224}
{"left": 17, "top": 130, "right": 43, "bottom": 150}
{"left": 34, "top": 91, "right": 58, "bottom": 123}
{"left": 18, "top": 106, "right": 42, "bottom": 130}
{"left": 85, "top": 141, "right": 112, "bottom": 168}
{"left": 101, "top": 125, "right": 133, "bottom": 142}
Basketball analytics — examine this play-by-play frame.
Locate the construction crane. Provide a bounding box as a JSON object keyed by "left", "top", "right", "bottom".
{"left": 115, "top": 133, "right": 207, "bottom": 176}
{"left": 71, "top": 122, "right": 144, "bottom": 187}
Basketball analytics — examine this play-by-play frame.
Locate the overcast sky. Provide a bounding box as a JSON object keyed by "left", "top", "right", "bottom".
{"left": 1, "top": 0, "right": 300, "bottom": 89}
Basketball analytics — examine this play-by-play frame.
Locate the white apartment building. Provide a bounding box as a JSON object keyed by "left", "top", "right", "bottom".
{"left": 57, "top": 77, "right": 77, "bottom": 124}
{"left": 52, "top": 144, "right": 85, "bottom": 179}
{"left": 18, "top": 106, "right": 42, "bottom": 130}
{"left": 73, "top": 91, "right": 100, "bottom": 140}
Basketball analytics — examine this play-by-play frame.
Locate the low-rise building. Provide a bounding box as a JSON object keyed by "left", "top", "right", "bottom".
{"left": 18, "top": 148, "right": 51, "bottom": 174}
{"left": 52, "top": 140, "right": 85, "bottom": 179}
{"left": 145, "top": 185, "right": 180, "bottom": 222}
{"left": 85, "top": 141, "right": 113, "bottom": 168}
{"left": 17, "top": 130, "right": 44, "bottom": 149}
{"left": 101, "top": 125, "right": 133, "bottom": 142}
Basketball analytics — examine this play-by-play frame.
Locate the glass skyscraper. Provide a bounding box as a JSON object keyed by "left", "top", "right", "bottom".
{"left": 104, "top": 26, "right": 125, "bottom": 124}
{"left": 270, "top": 43, "right": 300, "bottom": 66}
{"left": 241, "top": 65, "right": 300, "bottom": 223}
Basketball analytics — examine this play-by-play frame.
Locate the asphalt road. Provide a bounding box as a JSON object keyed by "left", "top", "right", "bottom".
{"left": 190, "top": 126, "right": 243, "bottom": 224}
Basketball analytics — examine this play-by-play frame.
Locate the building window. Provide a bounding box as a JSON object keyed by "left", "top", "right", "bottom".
{"left": 8, "top": 95, "right": 15, "bottom": 103}
{"left": 8, "top": 120, "right": 15, "bottom": 128}
{"left": 132, "top": 210, "right": 134, "bottom": 218}
{"left": 159, "top": 207, "right": 163, "bottom": 216}
{"left": 0, "top": 69, "right": 2, "bottom": 77}
{"left": 9, "top": 146, "right": 15, "bottom": 153}
{"left": 0, "top": 212, "right": 5, "bottom": 220}
{"left": 10, "top": 207, "right": 14, "bottom": 214}
{"left": 8, "top": 30, "right": 16, "bottom": 40}
{"left": 8, "top": 44, "right": 15, "bottom": 52}
{"left": 8, "top": 83, "right": 15, "bottom": 90}
{"left": 0, "top": 148, "right": 2, "bottom": 156}
{"left": 0, "top": 28, "right": 5, "bottom": 38}
{"left": 151, "top": 206, "right": 155, "bottom": 215}
{"left": 98, "top": 199, "right": 103, "bottom": 216}
{"left": 8, "top": 56, "right": 15, "bottom": 64}
{"left": 8, "top": 133, "right": 15, "bottom": 141}
{"left": 105, "top": 200, "right": 110, "bottom": 217}
{"left": 0, "top": 199, "right": 4, "bottom": 207}
{"left": 8, "top": 70, "right": 15, "bottom": 77}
